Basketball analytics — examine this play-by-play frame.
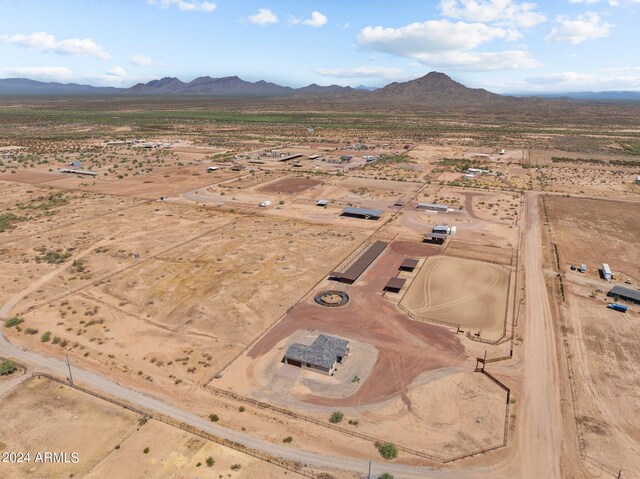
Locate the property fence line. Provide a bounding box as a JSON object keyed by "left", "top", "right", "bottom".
{"left": 539, "top": 195, "right": 623, "bottom": 479}
{"left": 30, "top": 372, "right": 318, "bottom": 478}
{"left": 205, "top": 380, "right": 509, "bottom": 464}
{"left": 15, "top": 222, "right": 233, "bottom": 319}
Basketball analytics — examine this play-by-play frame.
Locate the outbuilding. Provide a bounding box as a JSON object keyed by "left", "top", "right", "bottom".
{"left": 341, "top": 207, "right": 383, "bottom": 220}
{"left": 384, "top": 277, "right": 406, "bottom": 293}
{"left": 607, "top": 285, "right": 640, "bottom": 305}
{"left": 283, "top": 334, "right": 349, "bottom": 376}
{"left": 417, "top": 203, "right": 448, "bottom": 212}
{"left": 400, "top": 258, "right": 419, "bottom": 272}
{"left": 316, "top": 199, "right": 329, "bottom": 207}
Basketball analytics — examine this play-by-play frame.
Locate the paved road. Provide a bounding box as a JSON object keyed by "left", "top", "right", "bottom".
{"left": 518, "top": 193, "right": 562, "bottom": 479}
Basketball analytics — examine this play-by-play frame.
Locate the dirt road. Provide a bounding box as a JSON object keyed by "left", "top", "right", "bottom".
{"left": 518, "top": 193, "right": 562, "bottom": 478}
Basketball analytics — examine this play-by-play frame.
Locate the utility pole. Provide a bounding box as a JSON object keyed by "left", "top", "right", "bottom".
{"left": 66, "top": 354, "right": 73, "bottom": 385}
{"left": 368, "top": 460, "right": 371, "bottom": 479}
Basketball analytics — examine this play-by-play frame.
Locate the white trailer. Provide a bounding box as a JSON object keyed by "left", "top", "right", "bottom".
{"left": 602, "top": 263, "right": 613, "bottom": 280}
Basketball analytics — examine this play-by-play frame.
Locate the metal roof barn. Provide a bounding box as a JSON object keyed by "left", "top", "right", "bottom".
{"left": 341, "top": 207, "right": 383, "bottom": 220}
{"left": 330, "top": 241, "right": 388, "bottom": 284}
{"left": 607, "top": 285, "right": 640, "bottom": 304}
{"left": 417, "top": 203, "right": 448, "bottom": 211}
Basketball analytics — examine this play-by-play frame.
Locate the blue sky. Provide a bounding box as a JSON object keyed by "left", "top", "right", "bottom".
{"left": 0, "top": 0, "right": 638, "bottom": 93}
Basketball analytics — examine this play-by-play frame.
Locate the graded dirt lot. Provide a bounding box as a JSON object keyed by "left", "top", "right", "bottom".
{"left": 544, "top": 195, "right": 640, "bottom": 280}
{"left": 561, "top": 288, "right": 640, "bottom": 476}
{"left": 0, "top": 376, "right": 140, "bottom": 479}
{"left": 257, "top": 176, "right": 323, "bottom": 193}
{"left": 400, "top": 256, "right": 509, "bottom": 337}
{"left": 2, "top": 194, "right": 364, "bottom": 392}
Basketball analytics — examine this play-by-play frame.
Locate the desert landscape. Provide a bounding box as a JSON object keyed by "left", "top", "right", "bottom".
{"left": 0, "top": 9, "right": 639, "bottom": 476}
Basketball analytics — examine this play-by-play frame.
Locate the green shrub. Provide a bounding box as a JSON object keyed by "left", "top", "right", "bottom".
{"left": 230, "top": 464, "right": 241, "bottom": 471}
{"left": 329, "top": 411, "right": 344, "bottom": 424}
{"left": 206, "top": 456, "right": 214, "bottom": 467}
{"left": 143, "top": 447, "right": 149, "bottom": 454}
{"left": 379, "top": 473, "right": 394, "bottom": 479}
{"left": 282, "top": 436, "right": 293, "bottom": 443}
{"left": 41, "top": 331, "right": 52, "bottom": 342}
{"left": 377, "top": 442, "right": 398, "bottom": 460}
{"left": 209, "top": 414, "right": 219, "bottom": 422}
{"left": 0, "top": 360, "right": 17, "bottom": 376}
{"left": 25, "top": 328, "right": 39, "bottom": 335}
{"left": 4, "top": 317, "right": 24, "bottom": 328}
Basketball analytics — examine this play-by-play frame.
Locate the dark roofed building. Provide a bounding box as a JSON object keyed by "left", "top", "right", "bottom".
{"left": 330, "top": 240, "right": 388, "bottom": 284}
{"left": 400, "top": 258, "right": 419, "bottom": 272}
{"left": 607, "top": 285, "right": 640, "bottom": 304}
{"left": 283, "top": 334, "right": 349, "bottom": 375}
{"left": 384, "top": 277, "right": 406, "bottom": 293}
{"left": 341, "top": 207, "right": 383, "bottom": 220}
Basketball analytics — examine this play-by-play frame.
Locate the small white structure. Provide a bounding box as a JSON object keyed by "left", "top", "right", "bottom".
{"left": 602, "top": 263, "right": 613, "bottom": 280}
{"left": 259, "top": 200, "right": 271, "bottom": 208}
{"left": 417, "top": 203, "right": 448, "bottom": 212}
{"left": 500, "top": 149, "right": 506, "bottom": 155}
{"left": 316, "top": 199, "right": 329, "bottom": 206}
{"left": 207, "top": 166, "right": 219, "bottom": 172}
{"left": 635, "top": 176, "right": 640, "bottom": 185}
{"left": 432, "top": 225, "right": 451, "bottom": 235}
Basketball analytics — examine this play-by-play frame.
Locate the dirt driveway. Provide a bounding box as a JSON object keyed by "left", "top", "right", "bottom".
{"left": 249, "top": 241, "right": 468, "bottom": 407}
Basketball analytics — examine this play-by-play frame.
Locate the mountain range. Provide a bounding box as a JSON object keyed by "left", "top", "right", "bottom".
{"left": 1, "top": 72, "right": 639, "bottom": 104}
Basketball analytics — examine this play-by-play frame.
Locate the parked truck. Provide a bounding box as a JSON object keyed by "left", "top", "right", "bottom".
{"left": 607, "top": 303, "right": 628, "bottom": 313}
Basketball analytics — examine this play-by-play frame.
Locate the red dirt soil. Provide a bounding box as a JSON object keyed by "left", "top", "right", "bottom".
{"left": 257, "top": 178, "right": 323, "bottom": 194}
{"left": 249, "top": 241, "right": 468, "bottom": 407}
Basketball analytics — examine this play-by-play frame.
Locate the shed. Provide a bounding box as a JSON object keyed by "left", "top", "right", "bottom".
{"left": 424, "top": 232, "right": 448, "bottom": 244}
{"left": 384, "top": 277, "right": 406, "bottom": 293}
{"left": 400, "top": 258, "right": 419, "bottom": 272}
{"left": 607, "top": 285, "right": 640, "bottom": 305}
{"left": 341, "top": 207, "right": 383, "bottom": 220}
{"left": 316, "top": 199, "right": 329, "bottom": 207}
{"left": 330, "top": 241, "right": 388, "bottom": 284}
{"left": 432, "top": 225, "right": 451, "bottom": 235}
{"left": 283, "top": 334, "right": 349, "bottom": 375}
{"left": 417, "top": 203, "right": 448, "bottom": 212}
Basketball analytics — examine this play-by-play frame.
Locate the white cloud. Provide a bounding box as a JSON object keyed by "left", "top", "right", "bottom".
{"left": 291, "top": 11, "right": 328, "bottom": 28}
{"left": 0, "top": 32, "right": 110, "bottom": 60}
{"left": 106, "top": 66, "right": 126, "bottom": 77}
{"left": 525, "top": 70, "right": 640, "bottom": 91}
{"left": 568, "top": 0, "right": 600, "bottom": 4}
{"left": 129, "top": 54, "right": 155, "bottom": 66}
{"left": 248, "top": 8, "right": 278, "bottom": 25}
{"left": 147, "top": 0, "right": 216, "bottom": 12}
{"left": 545, "top": 12, "right": 611, "bottom": 44}
{"left": 415, "top": 50, "right": 540, "bottom": 70}
{"left": 4, "top": 66, "right": 74, "bottom": 82}
{"left": 359, "top": 20, "right": 510, "bottom": 55}
{"left": 440, "top": 0, "right": 546, "bottom": 28}
{"left": 358, "top": 19, "right": 539, "bottom": 71}
{"left": 315, "top": 66, "right": 405, "bottom": 78}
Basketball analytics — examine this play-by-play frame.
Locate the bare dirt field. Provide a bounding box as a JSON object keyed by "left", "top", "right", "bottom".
{"left": 257, "top": 176, "right": 324, "bottom": 194}
{"left": 561, "top": 284, "right": 640, "bottom": 476}
{"left": 544, "top": 195, "right": 640, "bottom": 280}
{"left": 400, "top": 256, "right": 509, "bottom": 338}
{"left": 445, "top": 240, "right": 514, "bottom": 266}
{"left": 0, "top": 376, "right": 140, "bottom": 478}
{"left": 3, "top": 197, "right": 364, "bottom": 393}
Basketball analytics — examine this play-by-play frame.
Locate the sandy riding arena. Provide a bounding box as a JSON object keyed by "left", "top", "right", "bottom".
{"left": 400, "top": 256, "right": 509, "bottom": 335}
